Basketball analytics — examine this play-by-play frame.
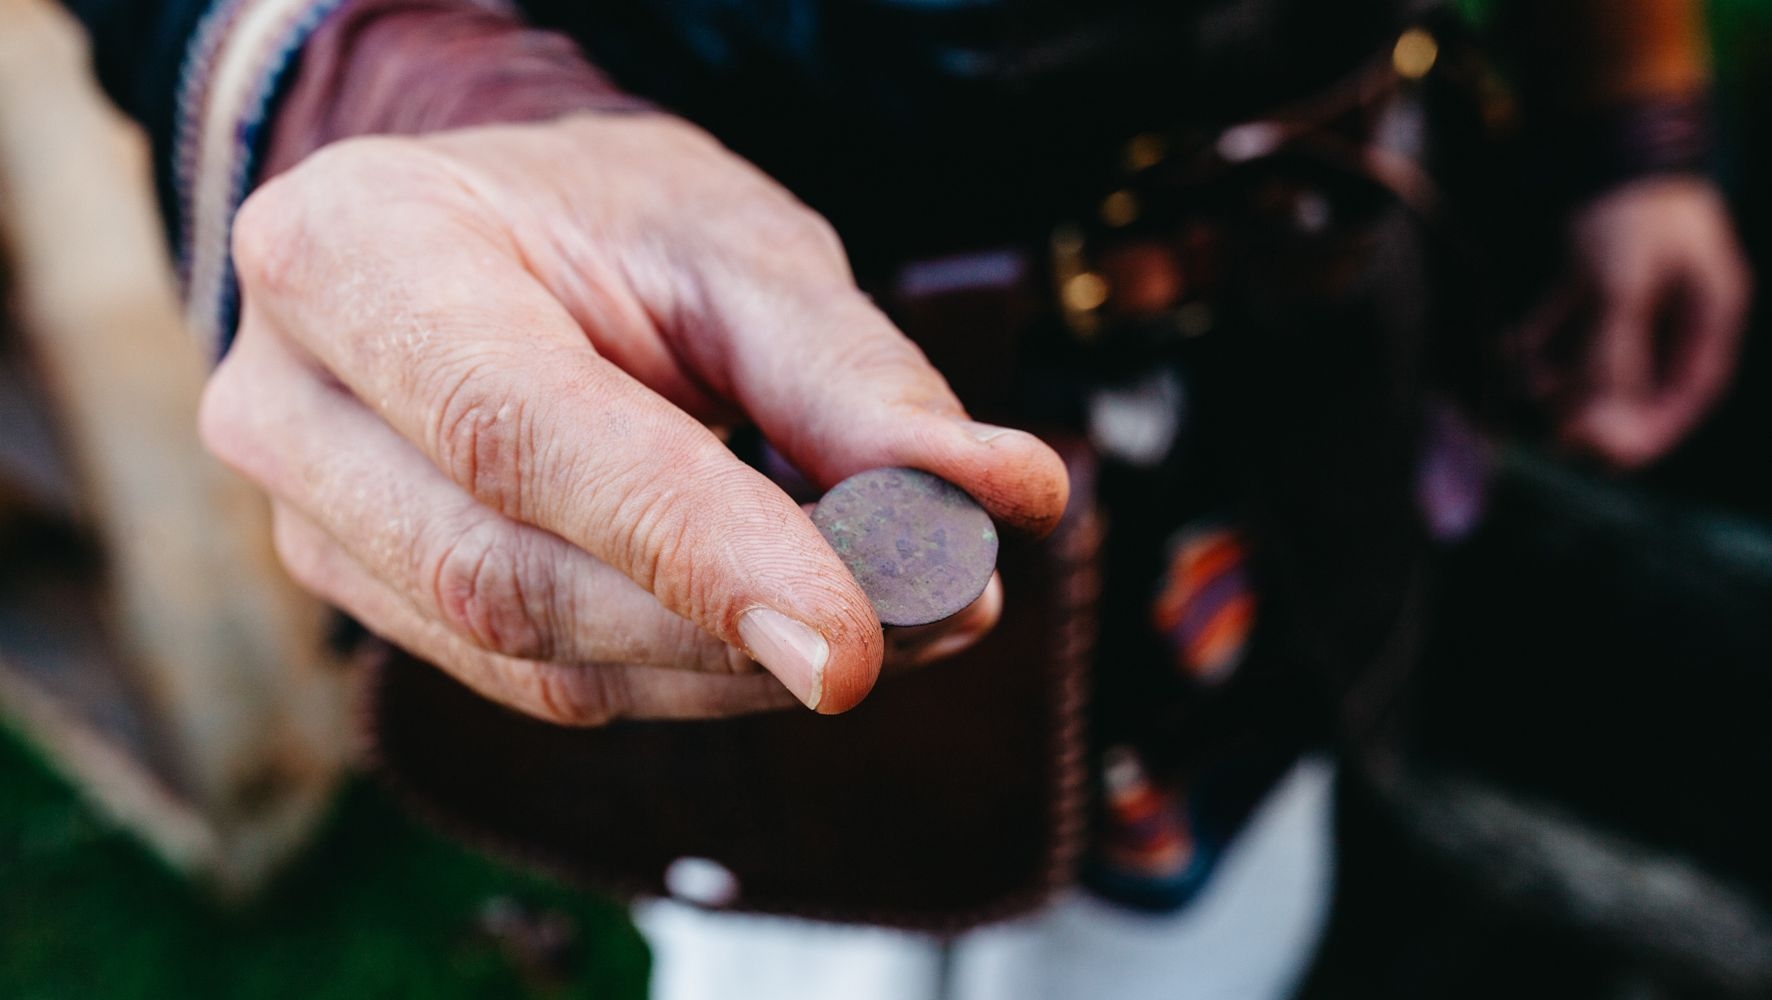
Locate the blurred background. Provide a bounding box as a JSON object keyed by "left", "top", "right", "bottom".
{"left": 2, "top": 0, "right": 1771, "bottom": 997}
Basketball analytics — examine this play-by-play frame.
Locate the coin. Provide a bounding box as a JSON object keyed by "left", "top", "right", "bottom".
{"left": 811, "top": 467, "right": 999, "bottom": 627}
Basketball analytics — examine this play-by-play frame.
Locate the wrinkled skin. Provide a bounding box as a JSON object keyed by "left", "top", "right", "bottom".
{"left": 1519, "top": 176, "right": 1753, "bottom": 468}
{"left": 201, "top": 112, "right": 1068, "bottom": 726}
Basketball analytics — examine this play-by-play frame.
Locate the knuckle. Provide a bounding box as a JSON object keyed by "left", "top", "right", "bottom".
{"left": 428, "top": 354, "right": 533, "bottom": 510}
{"left": 232, "top": 177, "right": 312, "bottom": 298}
{"left": 826, "top": 321, "right": 922, "bottom": 376}
{"left": 605, "top": 479, "right": 690, "bottom": 598}
{"left": 781, "top": 209, "right": 846, "bottom": 264}
{"left": 808, "top": 322, "right": 937, "bottom": 403}
{"left": 600, "top": 453, "right": 745, "bottom": 609}
{"left": 605, "top": 458, "right": 799, "bottom": 631}
{"left": 429, "top": 521, "right": 556, "bottom": 660}
{"left": 526, "top": 665, "right": 624, "bottom": 727}
{"left": 725, "top": 198, "right": 848, "bottom": 274}
{"left": 770, "top": 208, "right": 848, "bottom": 270}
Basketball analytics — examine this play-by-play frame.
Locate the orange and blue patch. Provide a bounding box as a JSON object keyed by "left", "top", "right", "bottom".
{"left": 1151, "top": 524, "right": 1255, "bottom": 685}
{"left": 1086, "top": 745, "right": 1215, "bottom": 911}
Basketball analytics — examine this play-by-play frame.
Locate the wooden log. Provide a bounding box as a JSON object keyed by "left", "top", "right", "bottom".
{"left": 0, "top": 0, "right": 350, "bottom": 897}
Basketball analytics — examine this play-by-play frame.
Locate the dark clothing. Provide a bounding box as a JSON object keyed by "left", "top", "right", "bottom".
{"left": 63, "top": 0, "right": 1405, "bottom": 263}
{"left": 542, "top": 0, "right": 1405, "bottom": 261}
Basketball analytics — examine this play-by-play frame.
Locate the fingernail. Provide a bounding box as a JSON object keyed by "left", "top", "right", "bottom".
{"left": 737, "top": 607, "right": 828, "bottom": 710}
{"left": 964, "top": 421, "right": 1015, "bottom": 444}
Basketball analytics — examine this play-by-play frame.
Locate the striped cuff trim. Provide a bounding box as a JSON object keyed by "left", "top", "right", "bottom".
{"left": 175, "top": 0, "right": 347, "bottom": 361}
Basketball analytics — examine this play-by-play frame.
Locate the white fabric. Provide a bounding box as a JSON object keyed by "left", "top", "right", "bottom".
{"left": 639, "top": 905, "right": 946, "bottom": 1000}
{"left": 636, "top": 755, "right": 1337, "bottom": 1000}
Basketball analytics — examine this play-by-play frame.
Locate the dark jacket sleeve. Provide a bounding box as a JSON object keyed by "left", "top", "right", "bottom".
{"left": 1493, "top": 0, "right": 1714, "bottom": 202}
{"left": 56, "top": 0, "right": 219, "bottom": 245}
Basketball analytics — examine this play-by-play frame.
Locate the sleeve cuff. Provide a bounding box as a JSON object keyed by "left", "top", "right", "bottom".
{"left": 1531, "top": 91, "right": 1715, "bottom": 206}
{"left": 171, "top": 0, "right": 636, "bottom": 363}
{"left": 174, "top": 0, "right": 351, "bottom": 361}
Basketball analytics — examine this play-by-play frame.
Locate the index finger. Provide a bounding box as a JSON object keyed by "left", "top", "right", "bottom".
{"left": 676, "top": 228, "right": 1071, "bottom": 536}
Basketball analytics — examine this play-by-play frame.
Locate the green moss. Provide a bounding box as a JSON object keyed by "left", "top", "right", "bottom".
{"left": 0, "top": 725, "right": 648, "bottom": 999}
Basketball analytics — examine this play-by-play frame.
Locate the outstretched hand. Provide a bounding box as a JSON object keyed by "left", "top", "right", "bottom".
{"left": 201, "top": 112, "right": 1068, "bottom": 725}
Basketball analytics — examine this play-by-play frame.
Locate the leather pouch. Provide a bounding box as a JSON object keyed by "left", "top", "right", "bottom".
{"left": 366, "top": 260, "right": 1103, "bottom": 930}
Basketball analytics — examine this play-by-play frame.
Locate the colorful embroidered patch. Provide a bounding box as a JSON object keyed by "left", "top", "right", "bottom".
{"left": 1083, "top": 745, "right": 1220, "bottom": 912}
{"left": 1151, "top": 523, "right": 1254, "bottom": 684}
{"left": 1098, "top": 745, "right": 1195, "bottom": 879}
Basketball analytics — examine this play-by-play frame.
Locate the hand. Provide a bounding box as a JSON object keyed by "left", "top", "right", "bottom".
{"left": 1517, "top": 177, "right": 1752, "bottom": 467}
{"left": 199, "top": 112, "right": 1068, "bottom": 725}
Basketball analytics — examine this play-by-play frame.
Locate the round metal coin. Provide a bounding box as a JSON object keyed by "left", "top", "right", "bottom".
{"left": 811, "top": 467, "right": 999, "bottom": 627}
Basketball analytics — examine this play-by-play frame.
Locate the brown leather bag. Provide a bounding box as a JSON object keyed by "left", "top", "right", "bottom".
{"left": 366, "top": 253, "right": 1103, "bottom": 930}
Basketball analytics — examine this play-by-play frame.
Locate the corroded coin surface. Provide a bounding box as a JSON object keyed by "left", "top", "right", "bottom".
{"left": 811, "top": 467, "right": 999, "bottom": 627}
